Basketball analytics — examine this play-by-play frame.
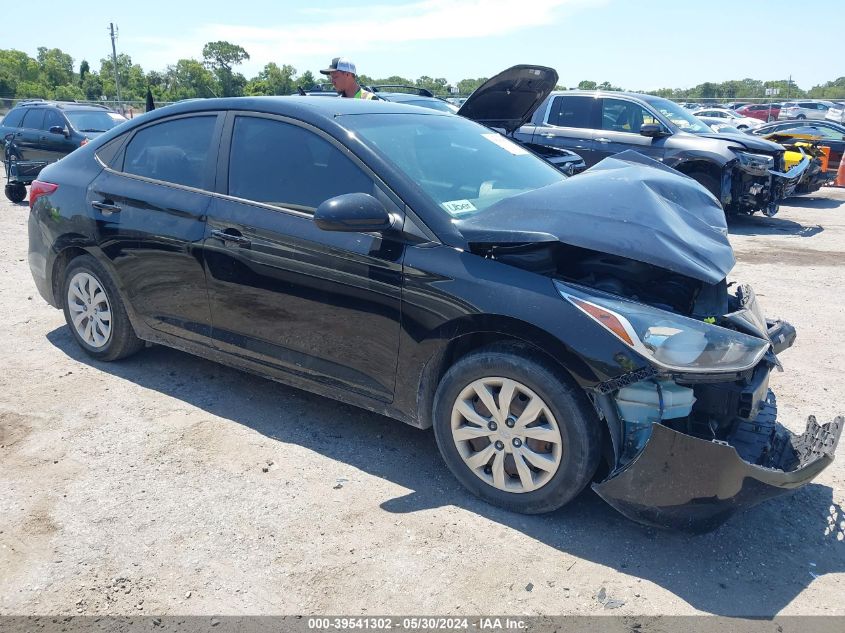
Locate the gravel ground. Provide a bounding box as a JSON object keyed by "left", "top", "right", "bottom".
{"left": 0, "top": 187, "right": 843, "bottom": 618}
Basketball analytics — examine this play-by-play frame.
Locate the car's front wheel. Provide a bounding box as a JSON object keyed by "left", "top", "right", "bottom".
{"left": 432, "top": 345, "right": 600, "bottom": 514}
{"left": 61, "top": 255, "right": 144, "bottom": 361}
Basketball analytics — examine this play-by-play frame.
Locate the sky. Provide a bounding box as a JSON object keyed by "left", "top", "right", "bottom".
{"left": 7, "top": 0, "right": 844, "bottom": 91}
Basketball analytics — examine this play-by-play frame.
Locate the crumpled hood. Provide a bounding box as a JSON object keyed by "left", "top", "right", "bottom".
{"left": 698, "top": 132, "right": 784, "bottom": 153}
{"left": 455, "top": 151, "right": 735, "bottom": 284}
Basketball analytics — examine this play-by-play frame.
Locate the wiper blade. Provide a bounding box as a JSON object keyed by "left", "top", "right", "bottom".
{"left": 80, "top": 128, "right": 106, "bottom": 133}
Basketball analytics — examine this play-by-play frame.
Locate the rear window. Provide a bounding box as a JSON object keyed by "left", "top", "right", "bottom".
{"left": 2, "top": 108, "right": 26, "bottom": 128}
{"left": 548, "top": 96, "right": 594, "bottom": 128}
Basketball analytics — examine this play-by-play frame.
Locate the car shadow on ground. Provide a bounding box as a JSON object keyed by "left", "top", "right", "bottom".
{"left": 728, "top": 214, "right": 824, "bottom": 238}
{"left": 47, "top": 327, "right": 845, "bottom": 617}
{"left": 785, "top": 192, "right": 845, "bottom": 210}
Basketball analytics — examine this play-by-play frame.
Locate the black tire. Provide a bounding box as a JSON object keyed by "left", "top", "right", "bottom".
{"left": 686, "top": 170, "right": 720, "bottom": 199}
{"left": 796, "top": 114, "right": 806, "bottom": 120}
{"left": 61, "top": 254, "right": 144, "bottom": 361}
{"left": 5, "top": 183, "right": 26, "bottom": 203}
{"left": 432, "top": 344, "right": 601, "bottom": 514}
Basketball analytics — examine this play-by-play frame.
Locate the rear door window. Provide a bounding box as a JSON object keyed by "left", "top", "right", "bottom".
{"left": 21, "top": 109, "right": 45, "bottom": 130}
{"left": 122, "top": 116, "right": 217, "bottom": 189}
{"left": 227, "top": 116, "right": 374, "bottom": 210}
{"left": 547, "top": 96, "right": 594, "bottom": 128}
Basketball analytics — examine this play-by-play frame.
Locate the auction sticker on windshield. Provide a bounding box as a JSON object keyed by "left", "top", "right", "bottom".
{"left": 482, "top": 133, "right": 528, "bottom": 155}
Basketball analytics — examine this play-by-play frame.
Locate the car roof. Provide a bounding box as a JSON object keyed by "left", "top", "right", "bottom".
{"left": 15, "top": 100, "right": 113, "bottom": 112}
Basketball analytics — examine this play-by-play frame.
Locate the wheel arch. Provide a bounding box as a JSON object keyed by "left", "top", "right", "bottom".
{"left": 402, "top": 314, "right": 600, "bottom": 430}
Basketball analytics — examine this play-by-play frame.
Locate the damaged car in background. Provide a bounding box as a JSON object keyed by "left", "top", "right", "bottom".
{"left": 499, "top": 78, "right": 809, "bottom": 217}
{"left": 27, "top": 95, "right": 840, "bottom": 534}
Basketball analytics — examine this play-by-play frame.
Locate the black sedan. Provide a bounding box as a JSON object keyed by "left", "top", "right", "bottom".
{"left": 27, "top": 96, "right": 841, "bottom": 531}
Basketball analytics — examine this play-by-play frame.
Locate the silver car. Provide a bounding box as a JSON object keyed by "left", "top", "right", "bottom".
{"left": 825, "top": 102, "right": 845, "bottom": 125}
{"left": 778, "top": 100, "right": 834, "bottom": 121}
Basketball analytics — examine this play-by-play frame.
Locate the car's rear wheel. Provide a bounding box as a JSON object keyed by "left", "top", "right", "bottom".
{"left": 61, "top": 255, "right": 144, "bottom": 361}
{"left": 432, "top": 345, "right": 600, "bottom": 514}
{"left": 5, "top": 183, "right": 26, "bottom": 203}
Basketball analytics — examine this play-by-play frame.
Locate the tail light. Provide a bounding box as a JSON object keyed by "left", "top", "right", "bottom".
{"left": 29, "top": 180, "right": 59, "bottom": 209}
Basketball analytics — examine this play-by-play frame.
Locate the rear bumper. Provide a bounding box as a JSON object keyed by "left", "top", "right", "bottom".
{"left": 593, "top": 395, "right": 842, "bottom": 533}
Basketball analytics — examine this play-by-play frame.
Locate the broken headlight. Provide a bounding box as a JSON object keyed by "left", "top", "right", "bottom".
{"left": 732, "top": 149, "right": 774, "bottom": 175}
{"left": 556, "top": 281, "right": 770, "bottom": 373}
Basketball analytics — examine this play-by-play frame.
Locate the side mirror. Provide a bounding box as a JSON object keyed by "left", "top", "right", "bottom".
{"left": 314, "top": 193, "right": 397, "bottom": 233}
{"left": 640, "top": 124, "right": 669, "bottom": 138}
{"left": 49, "top": 126, "right": 69, "bottom": 137}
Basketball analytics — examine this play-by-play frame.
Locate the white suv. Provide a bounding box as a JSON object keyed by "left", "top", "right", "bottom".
{"left": 825, "top": 102, "right": 845, "bottom": 124}
{"left": 778, "top": 101, "right": 834, "bottom": 120}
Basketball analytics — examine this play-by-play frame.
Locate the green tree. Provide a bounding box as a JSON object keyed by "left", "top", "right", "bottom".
{"left": 578, "top": 80, "right": 597, "bottom": 90}
{"left": 36, "top": 47, "right": 74, "bottom": 87}
{"left": 808, "top": 77, "right": 845, "bottom": 99}
{"left": 415, "top": 76, "right": 448, "bottom": 95}
{"left": 81, "top": 73, "right": 103, "bottom": 100}
{"left": 456, "top": 77, "right": 487, "bottom": 95}
{"left": 79, "top": 60, "right": 90, "bottom": 84}
{"left": 298, "top": 70, "right": 317, "bottom": 90}
{"left": 163, "top": 59, "right": 218, "bottom": 99}
{"left": 202, "top": 41, "right": 249, "bottom": 97}
{"left": 259, "top": 62, "right": 296, "bottom": 95}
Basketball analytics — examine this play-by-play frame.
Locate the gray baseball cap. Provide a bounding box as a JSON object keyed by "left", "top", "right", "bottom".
{"left": 320, "top": 57, "right": 357, "bottom": 75}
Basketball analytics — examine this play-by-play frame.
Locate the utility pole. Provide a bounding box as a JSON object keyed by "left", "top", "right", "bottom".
{"left": 109, "top": 23, "right": 122, "bottom": 107}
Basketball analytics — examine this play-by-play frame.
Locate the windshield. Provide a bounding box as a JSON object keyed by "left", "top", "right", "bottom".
{"left": 345, "top": 113, "right": 564, "bottom": 217}
{"left": 647, "top": 98, "right": 712, "bottom": 134}
{"left": 65, "top": 110, "right": 127, "bottom": 133}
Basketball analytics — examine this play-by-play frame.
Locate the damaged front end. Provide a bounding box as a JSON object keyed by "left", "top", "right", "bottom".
{"left": 721, "top": 146, "right": 808, "bottom": 217}
{"left": 559, "top": 280, "right": 842, "bottom": 533}
{"left": 459, "top": 152, "right": 841, "bottom": 532}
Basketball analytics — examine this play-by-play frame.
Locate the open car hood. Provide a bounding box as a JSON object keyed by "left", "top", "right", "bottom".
{"left": 455, "top": 151, "right": 735, "bottom": 285}
{"left": 457, "top": 65, "right": 558, "bottom": 135}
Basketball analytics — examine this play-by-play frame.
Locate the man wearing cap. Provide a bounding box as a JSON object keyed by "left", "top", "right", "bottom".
{"left": 320, "top": 57, "right": 375, "bottom": 99}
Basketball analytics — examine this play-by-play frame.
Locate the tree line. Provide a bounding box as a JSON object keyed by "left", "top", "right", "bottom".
{"left": 1, "top": 42, "right": 843, "bottom": 105}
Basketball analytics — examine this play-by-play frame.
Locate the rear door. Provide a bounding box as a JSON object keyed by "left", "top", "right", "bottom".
{"left": 16, "top": 108, "right": 47, "bottom": 161}
{"left": 532, "top": 95, "right": 599, "bottom": 165}
{"left": 592, "top": 97, "right": 667, "bottom": 163}
{"left": 204, "top": 113, "right": 404, "bottom": 402}
{"left": 87, "top": 113, "right": 222, "bottom": 345}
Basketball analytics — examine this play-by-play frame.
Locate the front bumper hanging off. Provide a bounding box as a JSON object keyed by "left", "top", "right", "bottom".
{"left": 593, "top": 397, "right": 842, "bottom": 533}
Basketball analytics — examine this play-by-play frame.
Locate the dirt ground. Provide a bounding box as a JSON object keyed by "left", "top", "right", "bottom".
{"left": 1, "top": 187, "right": 844, "bottom": 618}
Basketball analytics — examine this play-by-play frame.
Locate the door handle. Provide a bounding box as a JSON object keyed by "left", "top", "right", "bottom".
{"left": 211, "top": 228, "right": 251, "bottom": 247}
{"left": 92, "top": 200, "right": 122, "bottom": 214}
{"left": 595, "top": 137, "right": 611, "bottom": 143}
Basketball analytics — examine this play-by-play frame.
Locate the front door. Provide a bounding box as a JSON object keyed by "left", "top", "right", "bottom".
{"left": 592, "top": 98, "right": 667, "bottom": 164}
{"left": 204, "top": 114, "right": 403, "bottom": 402}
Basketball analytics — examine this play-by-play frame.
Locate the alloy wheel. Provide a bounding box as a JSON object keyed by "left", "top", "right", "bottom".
{"left": 67, "top": 272, "right": 112, "bottom": 348}
{"left": 450, "top": 377, "right": 563, "bottom": 493}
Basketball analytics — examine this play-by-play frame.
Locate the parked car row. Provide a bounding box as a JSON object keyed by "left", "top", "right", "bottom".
{"left": 1, "top": 99, "right": 126, "bottom": 201}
